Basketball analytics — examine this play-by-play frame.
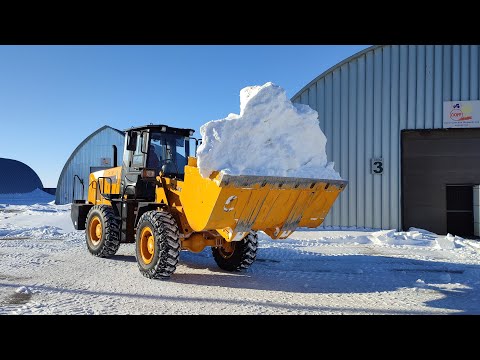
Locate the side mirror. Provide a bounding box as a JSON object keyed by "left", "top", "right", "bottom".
{"left": 126, "top": 131, "right": 138, "bottom": 151}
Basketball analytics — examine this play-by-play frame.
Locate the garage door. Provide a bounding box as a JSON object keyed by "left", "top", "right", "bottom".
{"left": 401, "top": 129, "right": 480, "bottom": 237}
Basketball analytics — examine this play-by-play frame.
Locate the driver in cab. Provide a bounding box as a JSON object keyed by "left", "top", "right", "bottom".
{"left": 147, "top": 145, "right": 161, "bottom": 169}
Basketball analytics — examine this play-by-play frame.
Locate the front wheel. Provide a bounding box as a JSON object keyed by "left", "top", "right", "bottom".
{"left": 85, "top": 205, "right": 120, "bottom": 257}
{"left": 212, "top": 232, "right": 258, "bottom": 271}
{"left": 135, "top": 210, "right": 180, "bottom": 279}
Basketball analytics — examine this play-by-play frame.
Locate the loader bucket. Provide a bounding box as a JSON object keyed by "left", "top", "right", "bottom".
{"left": 179, "top": 162, "right": 347, "bottom": 242}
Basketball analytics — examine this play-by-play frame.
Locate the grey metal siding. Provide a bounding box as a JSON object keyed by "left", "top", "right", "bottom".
{"left": 348, "top": 60, "right": 357, "bottom": 226}
{"left": 55, "top": 127, "right": 125, "bottom": 205}
{"left": 381, "top": 46, "right": 391, "bottom": 229}
{"left": 356, "top": 55, "right": 366, "bottom": 227}
{"left": 365, "top": 50, "right": 374, "bottom": 228}
{"left": 292, "top": 45, "right": 480, "bottom": 229}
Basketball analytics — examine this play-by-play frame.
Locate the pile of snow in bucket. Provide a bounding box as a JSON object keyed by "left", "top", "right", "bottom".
{"left": 197, "top": 82, "right": 341, "bottom": 180}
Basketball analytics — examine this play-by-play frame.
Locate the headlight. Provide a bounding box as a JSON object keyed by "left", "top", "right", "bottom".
{"left": 142, "top": 169, "right": 156, "bottom": 178}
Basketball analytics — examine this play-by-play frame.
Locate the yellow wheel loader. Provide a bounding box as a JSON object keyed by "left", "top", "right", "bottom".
{"left": 71, "top": 125, "right": 347, "bottom": 279}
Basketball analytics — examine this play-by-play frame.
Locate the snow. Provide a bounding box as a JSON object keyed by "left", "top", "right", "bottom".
{"left": 439, "top": 273, "right": 452, "bottom": 283}
{"left": 2, "top": 202, "right": 480, "bottom": 314}
{"left": 0, "top": 188, "right": 54, "bottom": 206}
{"left": 415, "top": 279, "right": 427, "bottom": 287}
{"left": 196, "top": 82, "right": 341, "bottom": 180}
{"left": 302, "top": 227, "right": 465, "bottom": 250}
{"left": 16, "top": 286, "right": 31, "bottom": 295}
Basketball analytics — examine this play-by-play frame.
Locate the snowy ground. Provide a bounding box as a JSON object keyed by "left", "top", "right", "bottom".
{"left": 2, "top": 198, "right": 480, "bottom": 314}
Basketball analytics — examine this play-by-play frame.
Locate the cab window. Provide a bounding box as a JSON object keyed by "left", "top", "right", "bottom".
{"left": 132, "top": 132, "right": 145, "bottom": 168}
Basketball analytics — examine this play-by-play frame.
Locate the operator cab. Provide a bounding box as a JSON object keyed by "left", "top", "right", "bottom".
{"left": 124, "top": 124, "right": 195, "bottom": 180}
{"left": 121, "top": 125, "right": 196, "bottom": 200}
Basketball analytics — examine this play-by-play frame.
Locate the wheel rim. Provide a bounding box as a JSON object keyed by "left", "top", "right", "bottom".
{"left": 218, "top": 241, "right": 236, "bottom": 259}
{"left": 89, "top": 216, "right": 102, "bottom": 246}
{"left": 140, "top": 226, "right": 155, "bottom": 265}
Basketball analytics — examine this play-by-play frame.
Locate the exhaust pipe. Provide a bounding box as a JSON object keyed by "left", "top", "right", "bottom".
{"left": 112, "top": 145, "right": 117, "bottom": 167}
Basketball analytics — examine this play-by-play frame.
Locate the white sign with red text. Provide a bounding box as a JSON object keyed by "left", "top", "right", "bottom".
{"left": 443, "top": 100, "right": 480, "bottom": 128}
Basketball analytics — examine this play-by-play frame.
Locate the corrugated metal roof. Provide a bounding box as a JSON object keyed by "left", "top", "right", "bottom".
{"left": 55, "top": 126, "right": 125, "bottom": 204}
{"left": 57, "top": 126, "right": 124, "bottom": 181}
{"left": 291, "top": 45, "right": 380, "bottom": 100}
{"left": 0, "top": 158, "right": 43, "bottom": 194}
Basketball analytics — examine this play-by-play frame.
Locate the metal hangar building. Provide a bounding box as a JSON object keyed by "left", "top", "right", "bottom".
{"left": 55, "top": 126, "right": 125, "bottom": 205}
{"left": 292, "top": 45, "right": 480, "bottom": 237}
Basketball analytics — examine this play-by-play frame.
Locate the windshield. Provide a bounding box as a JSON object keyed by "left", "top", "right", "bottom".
{"left": 147, "top": 132, "right": 189, "bottom": 175}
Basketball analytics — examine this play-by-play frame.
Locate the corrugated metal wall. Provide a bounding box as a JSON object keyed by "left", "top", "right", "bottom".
{"left": 292, "top": 45, "right": 480, "bottom": 229}
{"left": 55, "top": 126, "right": 125, "bottom": 204}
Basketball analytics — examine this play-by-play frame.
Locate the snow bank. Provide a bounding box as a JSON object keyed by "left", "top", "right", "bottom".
{"left": 197, "top": 82, "right": 341, "bottom": 180}
{"left": 0, "top": 201, "right": 76, "bottom": 239}
{"left": 313, "top": 227, "right": 467, "bottom": 250}
{"left": 0, "top": 188, "right": 54, "bottom": 205}
{"left": 0, "top": 225, "right": 64, "bottom": 239}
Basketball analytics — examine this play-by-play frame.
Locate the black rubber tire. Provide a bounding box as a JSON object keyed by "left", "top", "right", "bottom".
{"left": 135, "top": 210, "right": 180, "bottom": 279}
{"left": 212, "top": 232, "right": 258, "bottom": 271}
{"left": 85, "top": 205, "right": 121, "bottom": 257}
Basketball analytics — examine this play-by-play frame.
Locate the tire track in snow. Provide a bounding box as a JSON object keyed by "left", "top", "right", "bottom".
{"left": 3, "top": 208, "right": 480, "bottom": 314}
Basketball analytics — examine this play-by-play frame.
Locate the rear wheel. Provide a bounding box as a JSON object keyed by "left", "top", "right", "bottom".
{"left": 212, "top": 232, "right": 258, "bottom": 271}
{"left": 135, "top": 210, "right": 180, "bottom": 279}
{"left": 85, "top": 205, "right": 120, "bottom": 257}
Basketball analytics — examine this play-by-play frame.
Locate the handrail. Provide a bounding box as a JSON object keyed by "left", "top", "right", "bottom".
{"left": 95, "top": 177, "right": 113, "bottom": 203}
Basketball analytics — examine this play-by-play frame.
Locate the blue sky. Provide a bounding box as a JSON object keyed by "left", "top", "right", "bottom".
{"left": 0, "top": 45, "right": 370, "bottom": 187}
